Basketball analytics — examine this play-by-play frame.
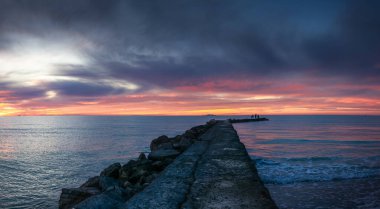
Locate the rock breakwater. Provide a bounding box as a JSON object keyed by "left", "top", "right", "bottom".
{"left": 59, "top": 119, "right": 277, "bottom": 209}
{"left": 59, "top": 120, "right": 217, "bottom": 209}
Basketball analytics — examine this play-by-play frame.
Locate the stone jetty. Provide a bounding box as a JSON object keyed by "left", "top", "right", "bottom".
{"left": 59, "top": 119, "right": 277, "bottom": 209}
{"left": 228, "top": 118, "right": 269, "bottom": 123}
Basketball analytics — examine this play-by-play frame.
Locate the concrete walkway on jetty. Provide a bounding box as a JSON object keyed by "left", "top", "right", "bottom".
{"left": 124, "top": 120, "right": 277, "bottom": 209}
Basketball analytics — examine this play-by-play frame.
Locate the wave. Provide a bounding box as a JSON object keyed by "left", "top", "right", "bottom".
{"left": 254, "top": 157, "right": 380, "bottom": 184}
{"left": 257, "top": 138, "right": 380, "bottom": 145}
{"left": 256, "top": 156, "right": 338, "bottom": 164}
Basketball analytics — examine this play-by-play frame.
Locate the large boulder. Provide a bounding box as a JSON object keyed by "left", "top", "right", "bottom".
{"left": 150, "top": 135, "right": 172, "bottom": 151}
{"left": 190, "top": 125, "right": 207, "bottom": 136}
{"left": 148, "top": 149, "right": 180, "bottom": 161}
{"left": 99, "top": 176, "right": 121, "bottom": 192}
{"left": 128, "top": 169, "right": 149, "bottom": 183}
{"left": 183, "top": 129, "right": 197, "bottom": 139}
{"left": 138, "top": 152, "right": 147, "bottom": 161}
{"left": 151, "top": 160, "right": 165, "bottom": 171}
{"left": 100, "top": 163, "right": 121, "bottom": 178}
{"left": 59, "top": 187, "right": 100, "bottom": 209}
{"left": 206, "top": 119, "right": 217, "bottom": 126}
{"left": 119, "top": 159, "right": 153, "bottom": 182}
{"left": 80, "top": 176, "right": 100, "bottom": 188}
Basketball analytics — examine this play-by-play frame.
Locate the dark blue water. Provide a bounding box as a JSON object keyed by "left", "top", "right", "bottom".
{"left": 234, "top": 115, "right": 380, "bottom": 209}
{"left": 1, "top": 116, "right": 379, "bottom": 209}
{"left": 0, "top": 116, "right": 224, "bottom": 209}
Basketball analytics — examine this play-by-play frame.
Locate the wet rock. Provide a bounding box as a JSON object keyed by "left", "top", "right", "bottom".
{"left": 138, "top": 152, "right": 147, "bottom": 161}
{"left": 142, "top": 183, "right": 150, "bottom": 188}
{"left": 177, "top": 136, "right": 193, "bottom": 151}
{"left": 120, "top": 160, "right": 138, "bottom": 179}
{"left": 100, "top": 163, "right": 121, "bottom": 179}
{"left": 59, "top": 187, "right": 100, "bottom": 209}
{"left": 119, "top": 169, "right": 130, "bottom": 180}
{"left": 156, "top": 142, "right": 173, "bottom": 150}
{"left": 131, "top": 183, "right": 144, "bottom": 192}
{"left": 99, "top": 176, "right": 121, "bottom": 192}
{"left": 151, "top": 160, "right": 165, "bottom": 171}
{"left": 128, "top": 169, "right": 149, "bottom": 183}
{"left": 80, "top": 176, "right": 100, "bottom": 188}
{"left": 133, "top": 160, "right": 153, "bottom": 172}
{"left": 206, "top": 119, "right": 217, "bottom": 126}
{"left": 123, "top": 181, "right": 132, "bottom": 188}
{"left": 150, "top": 135, "right": 171, "bottom": 151}
{"left": 120, "top": 159, "right": 152, "bottom": 181}
{"left": 148, "top": 149, "right": 180, "bottom": 161}
{"left": 163, "top": 158, "right": 174, "bottom": 166}
{"left": 183, "top": 130, "right": 197, "bottom": 139}
{"left": 123, "top": 159, "right": 137, "bottom": 169}
{"left": 190, "top": 125, "right": 207, "bottom": 136}
{"left": 60, "top": 120, "right": 218, "bottom": 208}
{"left": 144, "top": 174, "right": 158, "bottom": 184}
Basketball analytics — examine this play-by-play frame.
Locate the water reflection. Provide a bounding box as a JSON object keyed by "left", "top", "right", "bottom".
{"left": 234, "top": 115, "right": 380, "bottom": 209}
{"left": 0, "top": 116, "right": 227, "bottom": 208}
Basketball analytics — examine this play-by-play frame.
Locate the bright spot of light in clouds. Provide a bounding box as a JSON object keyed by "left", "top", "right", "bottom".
{"left": 105, "top": 80, "right": 140, "bottom": 91}
{"left": 45, "top": 91, "right": 57, "bottom": 99}
{"left": 242, "top": 95, "right": 284, "bottom": 101}
{"left": 0, "top": 35, "right": 89, "bottom": 84}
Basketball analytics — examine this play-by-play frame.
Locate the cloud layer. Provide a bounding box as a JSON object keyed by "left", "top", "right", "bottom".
{"left": 0, "top": 0, "right": 379, "bottom": 115}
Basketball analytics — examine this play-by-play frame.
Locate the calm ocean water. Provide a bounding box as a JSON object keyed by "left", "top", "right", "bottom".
{"left": 234, "top": 115, "right": 380, "bottom": 209}
{"left": 0, "top": 115, "right": 379, "bottom": 209}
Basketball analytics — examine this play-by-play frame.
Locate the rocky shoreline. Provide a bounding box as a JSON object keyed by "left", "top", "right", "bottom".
{"left": 59, "top": 120, "right": 218, "bottom": 209}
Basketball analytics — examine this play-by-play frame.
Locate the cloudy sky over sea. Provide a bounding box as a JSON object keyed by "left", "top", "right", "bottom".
{"left": 0, "top": 0, "right": 379, "bottom": 115}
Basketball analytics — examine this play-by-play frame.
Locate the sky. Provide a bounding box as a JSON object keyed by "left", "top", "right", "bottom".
{"left": 0, "top": 0, "right": 379, "bottom": 116}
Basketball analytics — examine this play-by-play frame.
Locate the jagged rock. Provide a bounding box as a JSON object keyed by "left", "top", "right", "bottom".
{"left": 138, "top": 152, "right": 147, "bottom": 160}
{"left": 142, "top": 183, "right": 150, "bottom": 188}
{"left": 123, "top": 159, "right": 137, "bottom": 169}
{"left": 176, "top": 136, "right": 193, "bottom": 151}
{"left": 206, "top": 119, "right": 217, "bottom": 126}
{"left": 151, "top": 160, "right": 165, "bottom": 171}
{"left": 99, "top": 176, "right": 121, "bottom": 192}
{"left": 190, "top": 125, "right": 207, "bottom": 136}
{"left": 59, "top": 120, "right": 218, "bottom": 208}
{"left": 119, "top": 159, "right": 152, "bottom": 181}
{"left": 144, "top": 173, "right": 158, "bottom": 184}
{"left": 150, "top": 135, "right": 171, "bottom": 151}
{"left": 100, "top": 163, "right": 121, "bottom": 179}
{"left": 119, "top": 160, "right": 136, "bottom": 179}
{"left": 59, "top": 187, "right": 100, "bottom": 209}
{"left": 129, "top": 169, "right": 149, "bottom": 183}
{"left": 156, "top": 142, "right": 173, "bottom": 150}
{"left": 148, "top": 149, "right": 180, "bottom": 161}
{"left": 80, "top": 176, "right": 100, "bottom": 188}
{"left": 123, "top": 181, "right": 132, "bottom": 188}
{"left": 183, "top": 130, "right": 197, "bottom": 139}
{"left": 163, "top": 158, "right": 174, "bottom": 166}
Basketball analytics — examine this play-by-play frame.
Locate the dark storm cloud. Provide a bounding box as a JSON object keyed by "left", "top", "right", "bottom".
{"left": 48, "top": 81, "right": 127, "bottom": 97}
{"left": 1, "top": 0, "right": 379, "bottom": 97}
{"left": 0, "top": 80, "right": 129, "bottom": 101}
{"left": 304, "top": 0, "right": 380, "bottom": 77}
{"left": 0, "top": 81, "right": 46, "bottom": 100}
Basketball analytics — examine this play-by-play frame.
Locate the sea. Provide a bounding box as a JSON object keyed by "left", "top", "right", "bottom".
{"left": 0, "top": 115, "right": 379, "bottom": 209}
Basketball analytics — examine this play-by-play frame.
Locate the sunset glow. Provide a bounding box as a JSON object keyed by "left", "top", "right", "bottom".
{"left": 1, "top": 0, "right": 380, "bottom": 116}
